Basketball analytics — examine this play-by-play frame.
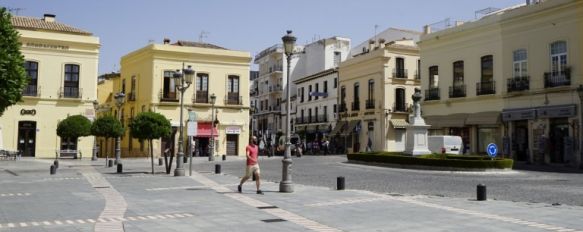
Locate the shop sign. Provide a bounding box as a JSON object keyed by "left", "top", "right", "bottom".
{"left": 226, "top": 127, "right": 241, "bottom": 134}
{"left": 20, "top": 109, "right": 36, "bottom": 116}
{"left": 537, "top": 105, "right": 576, "bottom": 119}
{"left": 502, "top": 109, "right": 535, "bottom": 121}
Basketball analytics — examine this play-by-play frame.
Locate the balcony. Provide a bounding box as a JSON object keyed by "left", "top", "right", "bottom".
{"left": 225, "top": 93, "right": 242, "bottom": 105}
{"left": 316, "top": 114, "right": 328, "bottom": 123}
{"left": 59, "top": 87, "right": 82, "bottom": 99}
{"left": 128, "top": 92, "right": 136, "bottom": 101}
{"left": 507, "top": 76, "right": 530, "bottom": 92}
{"left": 424, "top": 88, "right": 440, "bottom": 101}
{"left": 393, "top": 102, "right": 410, "bottom": 113}
{"left": 365, "top": 99, "right": 375, "bottom": 109}
{"left": 449, "top": 84, "right": 466, "bottom": 98}
{"left": 270, "top": 105, "right": 281, "bottom": 112}
{"left": 269, "top": 85, "right": 282, "bottom": 93}
{"left": 159, "top": 89, "right": 178, "bottom": 102}
{"left": 22, "top": 85, "right": 40, "bottom": 97}
{"left": 351, "top": 101, "right": 360, "bottom": 111}
{"left": 476, "top": 81, "right": 496, "bottom": 95}
{"left": 414, "top": 72, "right": 420, "bottom": 80}
{"left": 296, "top": 117, "right": 307, "bottom": 125}
{"left": 393, "top": 69, "right": 408, "bottom": 79}
{"left": 544, "top": 68, "right": 571, "bottom": 88}
{"left": 193, "top": 91, "right": 209, "bottom": 104}
{"left": 339, "top": 103, "right": 347, "bottom": 113}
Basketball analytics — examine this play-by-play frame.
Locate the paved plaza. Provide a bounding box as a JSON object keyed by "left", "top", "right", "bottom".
{"left": 0, "top": 157, "right": 583, "bottom": 231}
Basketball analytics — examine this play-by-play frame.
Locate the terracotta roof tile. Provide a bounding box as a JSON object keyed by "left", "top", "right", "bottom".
{"left": 11, "top": 16, "right": 92, "bottom": 35}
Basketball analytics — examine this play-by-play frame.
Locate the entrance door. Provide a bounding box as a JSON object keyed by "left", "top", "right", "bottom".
{"left": 226, "top": 134, "right": 238, "bottom": 156}
{"left": 550, "top": 120, "right": 569, "bottom": 163}
{"left": 18, "top": 121, "right": 36, "bottom": 157}
{"left": 513, "top": 120, "right": 529, "bottom": 161}
{"left": 196, "top": 138, "right": 210, "bottom": 156}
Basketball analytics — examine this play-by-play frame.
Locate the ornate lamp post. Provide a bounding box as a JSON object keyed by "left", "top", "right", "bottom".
{"left": 577, "top": 85, "right": 583, "bottom": 169}
{"left": 92, "top": 100, "right": 99, "bottom": 161}
{"left": 280, "top": 30, "right": 296, "bottom": 193}
{"left": 173, "top": 64, "right": 195, "bottom": 176}
{"left": 209, "top": 93, "right": 217, "bottom": 161}
{"left": 114, "top": 92, "right": 126, "bottom": 165}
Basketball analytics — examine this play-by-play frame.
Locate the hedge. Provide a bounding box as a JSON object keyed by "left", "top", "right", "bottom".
{"left": 347, "top": 152, "right": 513, "bottom": 169}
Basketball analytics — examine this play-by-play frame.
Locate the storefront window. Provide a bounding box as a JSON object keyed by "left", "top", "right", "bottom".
{"left": 478, "top": 127, "right": 499, "bottom": 154}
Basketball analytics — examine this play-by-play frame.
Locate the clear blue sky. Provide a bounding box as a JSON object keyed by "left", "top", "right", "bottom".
{"left": 2, "top": 0, "right": 525, "bottom": 75}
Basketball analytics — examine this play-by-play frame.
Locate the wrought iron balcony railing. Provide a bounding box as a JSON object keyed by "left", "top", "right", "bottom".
{"left": 365, "top": 99, "right": 375, "bottom": 109}
{"left": 22, "top": 85, "right": 40, "bottom": 97}
{"left": 393, "top": 68, "right": 408, "bottom": 79}
{"left": 449, "top": 84, "right": 466, "bottom": 98}
{"left": 507, "top": 76, "right": 530, "bottom": 92}
{"left": 424, "top": 88, "right": 440, "bottom": 101}
{"left": 59, "top": 87, "right": 82, "bottom": 99}
{"left": 544, "top": 68, "right": 571, "bottom": 88}
{"left": 476, "top": 81, "right": 496, "bottom": 95}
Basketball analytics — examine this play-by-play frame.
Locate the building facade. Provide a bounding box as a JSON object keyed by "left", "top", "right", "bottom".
{"left": 0, "top": 14, "right": 100, "bottom": 158}
{"left": 419, "top": 0, "right": 583, "bottom": 166}
{"left": 98, "top": 39, "right": 251, "bottom": 158}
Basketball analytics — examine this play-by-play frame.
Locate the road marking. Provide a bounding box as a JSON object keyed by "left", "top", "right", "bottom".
{"left": 0, "top": 192, "right": 31, "bottom": 197}
{"left": 145, "top": 184, "right": 239, "bottom": 191}
{"left": 0, "top": 213, "right": 193, "bottom": 229}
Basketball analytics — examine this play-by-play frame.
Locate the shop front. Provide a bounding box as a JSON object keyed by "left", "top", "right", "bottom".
{"left": 225, "top": 126, "right": 241, "bottom": 156}
{"left": 192, "top": 122, "right": 218, "bottom": 157}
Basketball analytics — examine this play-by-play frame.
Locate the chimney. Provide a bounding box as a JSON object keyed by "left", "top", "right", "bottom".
{"left": 163, "top": 38, "right": 170, "bottom": 44}
{"left": 455, "top": 21, "right": 465, "bottom": 27}
{"left": 43, "top": 14, "right": 56, "bottom": 23}
{"left": 369, "top": 39, "right": 376, "bottom": 50}
{"left": 423, "top": 25, "right": 432, "bottom": 34}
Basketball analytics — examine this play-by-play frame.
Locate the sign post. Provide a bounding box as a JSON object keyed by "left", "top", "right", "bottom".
{"left": 187, "top": 111, "right": 197, "bottom": 176}
{"left": 486, "top": 143, "right": 498, "bottom": 159}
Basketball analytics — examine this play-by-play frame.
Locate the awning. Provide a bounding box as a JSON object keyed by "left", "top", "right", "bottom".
{"left": 390, "top": 119, "right": 409, "bottom": 129}
{"left": 329, "top": 121, "right": 346, "bottom": 136}
{"left": 306, "top": 125, "right": 318, "bottom": 133}
{"left": 424, "top": 114, "right": 468, "bottom": 128}
{"left": 318, "top": 124, "right": 332, "bottom": 133}
{"left": 340, "top": 120, "right": 360, "bottom": 136}
{"left": 466, "top": 111, "right": 501, "bottom": 125}
{"left": 196, "top": 122, "right": 218, "bottom": 137}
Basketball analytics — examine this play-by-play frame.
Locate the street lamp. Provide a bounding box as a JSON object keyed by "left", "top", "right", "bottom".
{"left": 280, "top": 30, "right": 296, "bottom": 193}
{"left": 92, "top": 100, "right": 99, "bottom": 161}
{"left": 209, "top": 93, "right": 216, "bottom": 161}
{"left": 114, "top": 92, "right": 126, "bottom": 166}
{"left": 577, "top": 85, "right": 583, "bottom": 169}
{"left": 173, "top": 64, "right": 195, "bottom": 176}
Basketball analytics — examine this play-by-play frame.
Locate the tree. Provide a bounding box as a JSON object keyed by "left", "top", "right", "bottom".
{"left": 129, "top": 112, "right": 171, "bottom": 174}
{"left": 0, "top": 8, "right": 28, "bottom": 116}
{"left": 91, "top": 115, "right": 124, "bottom": 161}
{"left": 57, "top": 115, "right": 92, "bottom": 158}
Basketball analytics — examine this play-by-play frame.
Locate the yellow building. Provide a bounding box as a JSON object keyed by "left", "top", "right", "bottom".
{"left": 419, "top": 0, "right": 583, "bottom": 166}
{"left": 337, "top": 38, "right": 420, "bottom": 153}
{"left": 0, "top": 14, "right": 99, "bottom": 158}
{"left": 98, "top": 39, "right": 251, "bottom": 158}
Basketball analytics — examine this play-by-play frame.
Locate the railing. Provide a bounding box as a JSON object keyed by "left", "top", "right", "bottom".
{"left": 507, "top": 76, "right": 530, "bottom": 92}
{"left": 449, "top": 84, "right": 466, "bottom": 98}
{"left": 193, "top": 91, "right": 209, "bottom": 103}
{"left": 339, "top": 103, "right": 347, "bottom": 113}
{"left": 393, "top": 69, "right": 408, "bottom": 79}
{"left": 128, "top": 92, "right": 136, "bottom": 101}
{"left": 351, "top": 101, "right": 360, "bottom": 111}
{"left": 476, "top": 81, "right": 496, "bottom": 95}
{"left": 59, "top": 87, "right": 82, "bottom": 99}
{"left": 316, "top": 114, "right": 328, "bottom": 123}
{"left": 159, "top": 89, "right": 178, "bottom": 102}
{"left": 393, "top": 103, "right": 409, "bottom": 113}
{"left": 296, "top": 117, "right": 307, "bottom": 125}
{"left": 365, "top": 99, "right": 375, "bottom": 109}
{"left": 414, "top": 72, "right": 420, "bottom": 80}
{"left": 270, "top": 105, "right": 281, "bottom": 112}
{"left": 425, "top": 88, "right": 440, "bottom": 101}
{"left": 544, "top": 68, "right": 571, "bottom": 88}
{"left": 269, "top": 85, "right": 282, "bottom": 93}
{"left": 22, "top": 85, "right": 40, "bottom": 97}
{"left": 225, "top": 93, "right": 242, "bottom": 105}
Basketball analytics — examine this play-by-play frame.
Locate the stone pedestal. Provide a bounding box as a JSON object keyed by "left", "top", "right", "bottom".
{"left": 404, "top": 88, "right": 432, "bottom": 156}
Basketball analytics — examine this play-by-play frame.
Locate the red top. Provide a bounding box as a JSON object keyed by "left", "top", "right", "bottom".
{"left": 246, "top": 144, "right": 258, "bottom": 166}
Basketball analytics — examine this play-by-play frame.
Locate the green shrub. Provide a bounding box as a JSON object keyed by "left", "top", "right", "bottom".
{"left": 347, "top": 152, "right": 513, "bottom": 169}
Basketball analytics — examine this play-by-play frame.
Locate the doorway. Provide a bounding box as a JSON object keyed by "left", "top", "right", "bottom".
{"left": 550, "top": 118, "right": 569, "bottom": 163}
{"left": 226, "top": 134, "right": 238, "bottom": 156}
{"left": 196, "top": 138, "right": 210, "bottom": 157}
{"left": 513, "top": 120, "right": 529, "bottom": 161}
{"left": 18, "top": 121, "right": 36, "bottom": 157}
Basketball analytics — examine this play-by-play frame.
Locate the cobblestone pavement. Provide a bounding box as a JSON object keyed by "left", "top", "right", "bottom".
{"left": 0, "top": 157, "right": 582, "bottom": 231}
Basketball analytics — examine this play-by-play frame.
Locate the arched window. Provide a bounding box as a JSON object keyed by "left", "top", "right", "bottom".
{"left": 550, "top": 41, "right": 567, "bottom": 73}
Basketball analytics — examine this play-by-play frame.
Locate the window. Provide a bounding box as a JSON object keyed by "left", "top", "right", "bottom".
{"left": 308, "top": 85, "right": 312, "bottom": 101}
{"left": 353, "top": 82, "right": 360, "bottom": 111}
{"left": 453, "top": 61, "right": 464, "bottom": 86}
{"left": 334, "top": 51, "right": 341, "bottom": 67}
{"left": 301, "top": 109, "right": 304, "bottom": 122}
{"left": 323, "top": 106, "right": 327, "bottom": 122}
{"left": 340, "top": 86, "right": 346, "bottom": 112}
{"left": 121, "top": 79, "right": 126, "bottom": 94}
{"left": 550, "top": 41, "right": 567, "bottom": 73}
{"left": 481, "top": 55, "right": 493, "bottom": 83}
{"left": 334, "top": 78, "right": 338, "bottom": 88}
{"left": 195, "top": 73, "right": 209, "bottom": 103}
{"left": 323, "top": 81, "right": 328, "bottom": 95}
{"left": 64, "top": 64, "right": 80, "bottom": 98}
{"left": 429, "top": 66, "right": 438, "bottom": 88}
{"left": 23, "top": 61, "right": 38, "bottom": 96}
{"left": 315, "top": 83, "right": 319, "bottom": 100}
{"left": 315, "top": 107, "right": 319, "bottom": 122}
{"left": 333, "top": 104, "right": 337, "bottom": 118}
{"left": 395, "top": 88, "right": 406, "bottom": 112}
{"left": 131, "top": 75, "right": 136, "bottom": 92}
{"left": 162, "top": 70, "right": 176, "bottom": 100}
{"left": 513, "top": 49, "right": 527, "bottom": 77}
{"left": 416, "top": 60, "right": 421, "bottom": 79}
{"left": 395, "top": 57, "right": 405, "bottom": 78}
{"left": 308, "top": 108, "right": 312, "bottom": 122}
{"left": 227, "top": 75, "right": 240, "bottom": 104}
{"left": 368, "top": 79, "right": 374, "bottom": 100}
{"left": 141, "top": 105, "right": 145, "bottom": 112}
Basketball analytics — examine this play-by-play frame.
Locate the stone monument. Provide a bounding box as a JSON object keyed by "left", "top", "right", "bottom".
{"left": 404, "top": 88, "right": 431, "bottom": 156}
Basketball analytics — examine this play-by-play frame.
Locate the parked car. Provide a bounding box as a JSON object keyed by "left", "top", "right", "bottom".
{"left": 428, "top": 136, "right": 463, "bottom": 155}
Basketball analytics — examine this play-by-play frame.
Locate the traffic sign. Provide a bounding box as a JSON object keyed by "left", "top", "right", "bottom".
{"left": 187, "top": 121, "right": 197, "bottom": 136}
{"left": 486, "top": 143, "right": 498, "bottom": 158}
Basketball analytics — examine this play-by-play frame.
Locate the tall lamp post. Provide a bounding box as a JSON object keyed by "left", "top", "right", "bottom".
{"left": 280, "top": 30, "right": 296, "bottom": 193}
{"left": 577, "top": 85, "right": 583, "bottom": 169}
{"left": 92, "top": 100, "right": 99, "bottom": 161}
{"left": 209, "top": 93, "right": 217, "bottom": 161}
{"left": 173, "top": 64, "right": 195, "bottom": 176}
{"left": 114, "top": 92, "right": 126, "bottom": 165}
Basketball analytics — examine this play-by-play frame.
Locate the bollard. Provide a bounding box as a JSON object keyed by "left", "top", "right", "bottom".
{"left": 252, "top": 173, "right": 256, "bottom": 181}
{"left": 477, "top": 184, "right": 487, "bottom": 201}
{"left": 158, "top": 157, "right": 163, "bottom": 166}
{"left": 215, "top": 164, "right": 221, "bottom": 174}
{"left": 117, "top": 163, "right": 123, "bottom": 174}
{"left": 222, "top": 155, "right": 226, "bottom": 161}
{"left": 50, "top": 165, "right": 56, "bottom": 175}
{"left": 108, "top": 160, "right": 114, "bottom": 167}
{"left": 337, "top": 176, "right": 345, "bottom": 190}
{"left": 53, "top": 160, "right": 59, "bottom": 169}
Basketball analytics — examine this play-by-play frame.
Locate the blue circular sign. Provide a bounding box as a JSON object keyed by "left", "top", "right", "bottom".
{"left": 487, "top": 143, "right": 498, "bottom": 158}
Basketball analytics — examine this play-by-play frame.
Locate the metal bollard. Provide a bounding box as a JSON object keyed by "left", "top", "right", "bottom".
{"left": 108, "top": 160, "right": 114, "bottom": 167}
{"left": 50, "top": 165, "right": 56, "bottom": 175}
{"left": 477, "top": 184, "right": 487, "bottom": 201}
{"left": 337, "top": 176, "right": 345, "bottom": 190}
{"left": 117, "top": 163, "right": 123, "bottom": 174}
{"left": 53, "top": 160, "right": 59, "bottom": 169}
{"left": 158, "top": 157, "right": 163, "bottom": 166}
{"left": 222, "top": 155, "right": 226, "bottom": 161}
{"left": 215, "top": 164, "right": 221, "bottom": 174}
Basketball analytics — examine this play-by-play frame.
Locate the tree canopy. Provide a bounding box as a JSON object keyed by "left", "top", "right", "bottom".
{"left": 57, "top": 115, "right": 92, "bottom": 139}
{"left": 130, "top": 112, "right": 171, "bottom": 141}
{"left": 91, "top": 115, "right": 124, "bottom": 138}
{"left": 0, "top": 8, "right": 28, "bottom": 116}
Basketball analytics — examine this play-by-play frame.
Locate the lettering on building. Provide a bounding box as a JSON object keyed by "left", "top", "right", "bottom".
{"left": 25, "top": 42, "right": 69, "bottom": 50}
{"left": 20, "top": 109, "right": 36, "bottom": 116}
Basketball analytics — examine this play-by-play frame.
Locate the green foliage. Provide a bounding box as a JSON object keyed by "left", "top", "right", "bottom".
{"left": 91, "top": 115, "right": 124, "bottom": 138}
{"left": 129, "top": 112, "right": 171, "bottom": 141}
{"left": 0, "top": 8, "right": 27, "bottom": 116}
{"left": 57, "top": 115, "right": 92, "bottom": 139}
{"left": 347, "top": 152, "right": 514, "bottom": 169}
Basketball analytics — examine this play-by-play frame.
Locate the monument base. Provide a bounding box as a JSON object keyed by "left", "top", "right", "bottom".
{"left": 404, "top": 124, "right": 431, "bottom": 156}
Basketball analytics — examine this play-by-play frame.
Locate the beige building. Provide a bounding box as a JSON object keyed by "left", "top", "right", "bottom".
{"left": 0, "top": 14, "right": 99, "bottom": 158}
{"left": 337, "top": 37, "right": 420, "bottom": 153}
{"left": 419, "top": 0, "right": 583, "bottom": 166}
{"left": 98, "top": 39, "right": 251, "bottom": 158}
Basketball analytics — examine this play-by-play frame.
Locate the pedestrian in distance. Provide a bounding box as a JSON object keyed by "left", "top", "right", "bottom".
{"left": 238, "top": 136, "right": 263, "bottom": 194}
